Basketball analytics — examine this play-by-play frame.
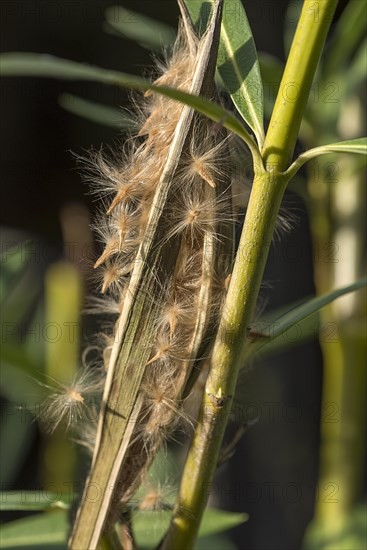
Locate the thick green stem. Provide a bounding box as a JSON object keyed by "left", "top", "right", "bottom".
{"left": 262, "top": 0, "right": 338, "bottom": 171}
{"left": 160, "top": 1, "right": 338, "bottom": 548}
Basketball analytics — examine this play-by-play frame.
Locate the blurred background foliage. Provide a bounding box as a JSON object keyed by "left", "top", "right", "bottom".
{"left": 0, "top": 1, "right": 366, "bottom": 549}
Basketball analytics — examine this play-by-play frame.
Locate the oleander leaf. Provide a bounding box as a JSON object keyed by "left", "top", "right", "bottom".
{"left": 185, "top": 0, "right": 265, "bottom": 146}
{"left": 0, "top": 52, "right": 257, "bottom": 150}
{"left": 0, "top": 510, "right": 68, "bottom": 548}
{"left": 104, "top": 6, "right": 175, "bottom": 51}
{"left": 0, "top": 492, "right": 71, "bottom": 511}
{"left": 286, "top": 138, "right": 367, "bottom": 180}
{"left": 244, "top": 278, "right": 367, "bottom": 362}
{"left": 58, "top": 93, "right": 133, "bottom": 128}
{"left": 133, "top": 508, "right": 248, "bottom": 549}
{"left": 324, "top": 0, "right": 367, "bottom": 76}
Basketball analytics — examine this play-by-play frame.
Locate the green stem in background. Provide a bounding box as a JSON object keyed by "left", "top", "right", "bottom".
{"left": 43, "top": 262, "right": 82, "bottom": 489}
{"left": 160, "top": 1, "right": 338, "bottom": 548}
{"left": 262, "top": 0, "right": 339, "bottom": 171}
{"left": 311, "top": 158, "right": 367, "bottom": 537}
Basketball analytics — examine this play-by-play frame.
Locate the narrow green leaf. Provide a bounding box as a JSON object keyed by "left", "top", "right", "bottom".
{"left": 104, "top": 6, "right": 175, "bottom": 51}
{"left": 311, "top": 138, "right": 367, "bottom": 155}
{"left": 0, "top": 52, "right": 145, "bottom": 82}
{"left": 216, "top": 1, "right": 264, "bottom": 146}
{"left": 0, "top": 239, "right": 42, "bottom": 328}
{"left": 0, "top": 510, "right": 68, "bottom": 548}
{"left": 0, "top": 240, "right": 31, "bottom": 307}
{"left": 244, "top": 278, "right": 367, "bottom": 362}
{"left": 324, "top": 0, "right": 367, "bottom": 76}
{"left": 0, "top": 492, "right": 71, "bottom": 511}
{"left": 0, "top": 358, "right": 44, "bottom": 408}
{"left": 195, "top": 534, "right": 237, "bottom": 550}
{"left": 185, "top": 0, "right": 265, "bottom": 146}
{"left": 0, "top": 53, "right": 260, "bottom": 158}
{"left": 133, "top": 508, "right": 247, "bottom": 549}
{"left": 133, "top": 510, "right": 170, "bottom": 549}
{"left": 285, "top": 138, "right": 367, "bottom": 180}
{"left": 198, "top": 508, "right": 248, "bottom": 537}
{"left": 58, "top": 93, "right": 134, "bottom": 129}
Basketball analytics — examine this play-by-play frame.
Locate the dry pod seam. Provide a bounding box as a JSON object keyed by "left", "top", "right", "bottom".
{"left": 68, "top": 1, "right": 236, "bottom": 548}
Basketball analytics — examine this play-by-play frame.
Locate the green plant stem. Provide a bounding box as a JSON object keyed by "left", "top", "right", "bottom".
{"left": 262, "top": 0, "right": 338, "bottom": 171}
{"left": 160, "top": 1, "right": 338, "bottom": 548}
{"left": 160, "top": 170, "right": 288, "bottom": 550}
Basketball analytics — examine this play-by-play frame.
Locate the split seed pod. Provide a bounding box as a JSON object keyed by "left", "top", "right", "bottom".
{"left": 69, "top": 1, "right": 236, "bottom": 548}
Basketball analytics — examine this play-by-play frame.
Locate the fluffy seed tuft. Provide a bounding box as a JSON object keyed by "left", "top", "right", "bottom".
{"left": 38, "top": 368, "right": 104, "bottom": 434}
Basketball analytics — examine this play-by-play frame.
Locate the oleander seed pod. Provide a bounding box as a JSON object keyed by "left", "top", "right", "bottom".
{"left": 69, "top": 2, "right": 241, "bottom": 548}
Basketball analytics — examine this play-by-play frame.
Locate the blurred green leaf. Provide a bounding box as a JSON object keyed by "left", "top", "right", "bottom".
{"left": 0, "top": 510, "right": 68, "bottom": 549}
{"left": 0, "top": 410, "right": 36, "bottom": 484}
{"left": 133, "top": 510, "right": 170, "bottom": 549}
{"left": 283, "top": 0, "right": 302, "bottom": 56}
{"left": 0, "top": 241, "right": 41, "bottom": 326}
{"left": 195, "top": 533, "right": 237, "bottom": 549}
{"left": 0, "top": 492, "right": 71, "bottom": 511}
{"left": 258, "top": 53, "right": 283, "bottom": 86}
{"left": 104, "top": 6, "right": 175, "bottom": 51}
{"left": 0, "top": 53, "right": 255, "bottom": 147}
{"left": 0, "top": 52, "right": 149, "bottom": 81}
{"left": 145, "top": 448, "right": 180, "bottom": 489}
{"left": 0, "top": 239, "right": 44, "bottom": 484}
{"left": 324, "top": 0, "right": 367, "bottom": 77}
{"left": 185, "top": 0, "right": 265, "bottom": 146}
{"left": 0, "top": 241, "right": 28, "bottom": 301}
{"left": 198, "top": 508, "right": 248, "bottom": 537}
{"left": 1, "top": 346, "right": 44, "bottom": 403}
{"left": 58, "top": 93, "right": 134, "bottom": 129}
{"left": 23, "top": 299, "right": 44, "bottom": 371}
{"left": 244, "top": 278, "right": 367, "bottom": 362}
{"left": 302, "top": 503, "right": 367, "bottom": 550}
{"left": 258, "top": 52, "right": 283, "bottom": 118}
{"left": 133, "top": 507, "right": 247, "bottom": 549}
{"left": 343, "top": 39, "right": 367, "bottom": 98}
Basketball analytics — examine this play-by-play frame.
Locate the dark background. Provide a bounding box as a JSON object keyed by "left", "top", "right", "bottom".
{"left": 0, "top": 1, "right": 351, "bottom": 549}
